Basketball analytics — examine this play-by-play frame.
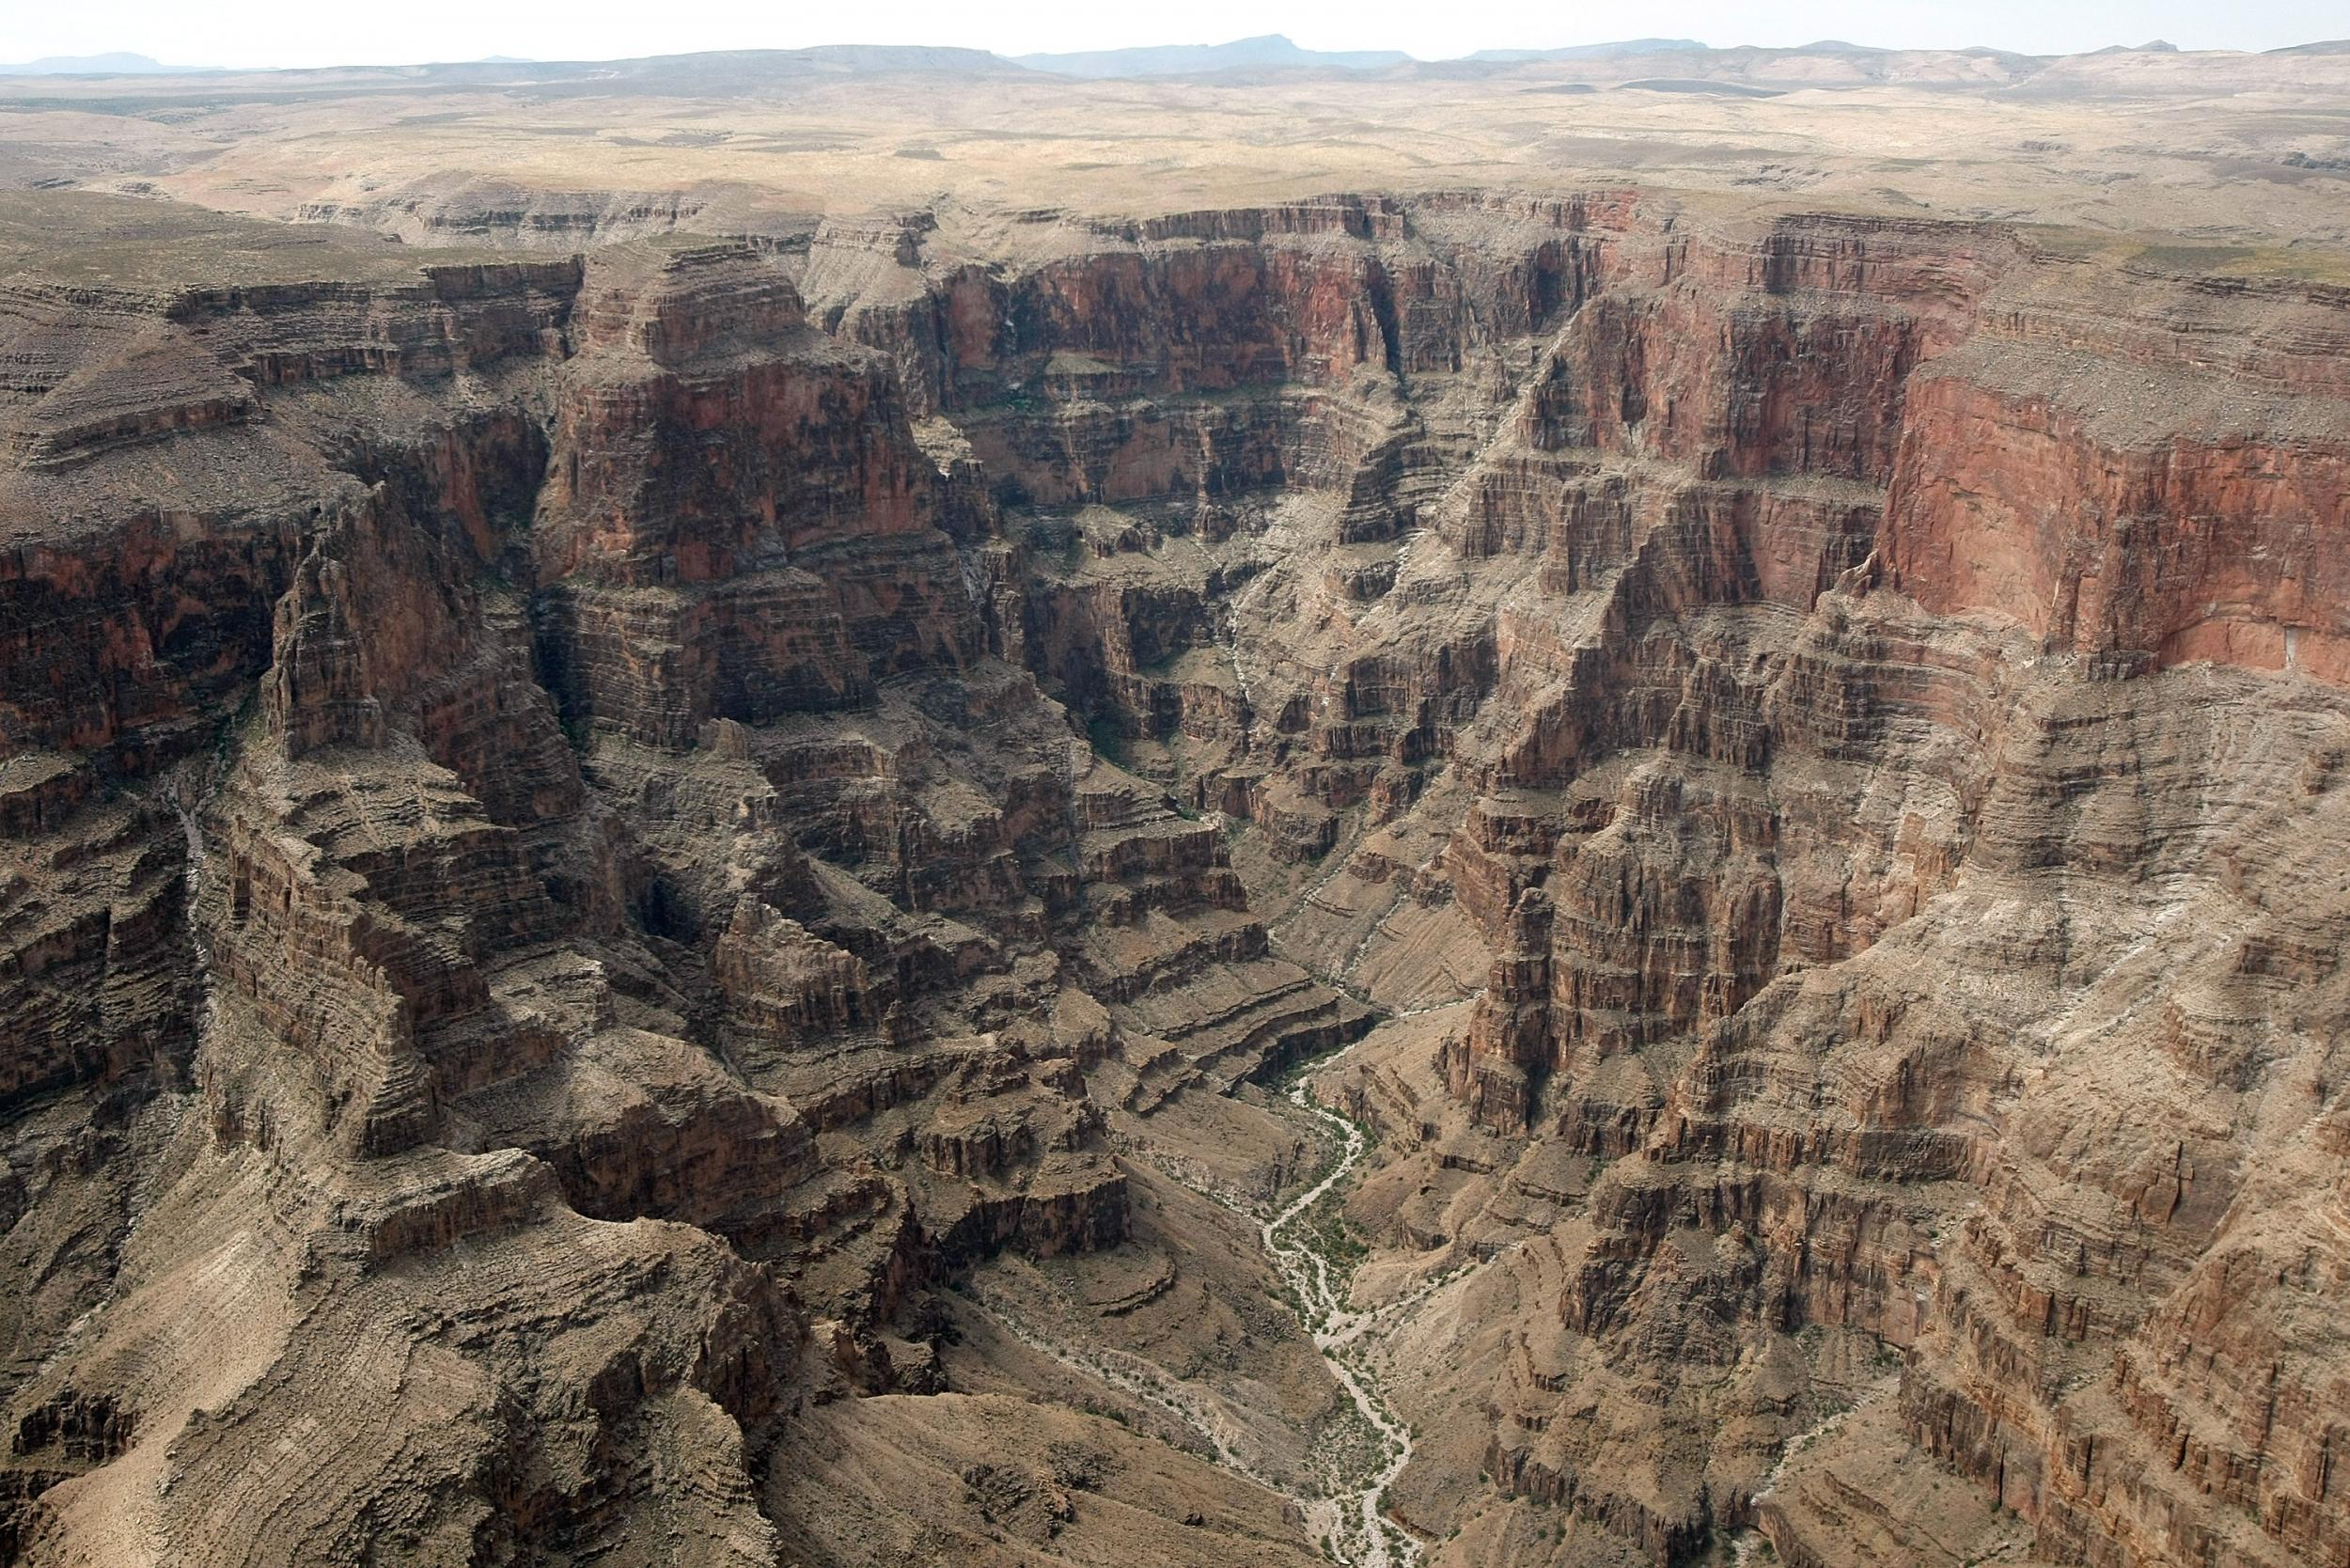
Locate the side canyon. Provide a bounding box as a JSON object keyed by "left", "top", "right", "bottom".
{"left": 2, "top": 46, "right": 2347, "bottom": 1568}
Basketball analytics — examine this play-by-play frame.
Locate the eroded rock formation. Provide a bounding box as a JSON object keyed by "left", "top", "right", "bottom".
{"left": 1, "top": 174, "right": 2344, "bottom": 1568}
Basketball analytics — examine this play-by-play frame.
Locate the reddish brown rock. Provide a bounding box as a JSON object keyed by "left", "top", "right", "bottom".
{"left": 2, "top": 172, "right": 2347, "bottom": 1568}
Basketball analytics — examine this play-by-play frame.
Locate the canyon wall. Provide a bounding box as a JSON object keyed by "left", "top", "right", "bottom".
{"left": 0, "top": 184, "right": 2344, "bottom": 1567}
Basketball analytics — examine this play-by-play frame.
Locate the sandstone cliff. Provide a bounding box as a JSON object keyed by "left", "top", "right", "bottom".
{"left": 0, "top": 180, "right": 2344, "bottom": 1568}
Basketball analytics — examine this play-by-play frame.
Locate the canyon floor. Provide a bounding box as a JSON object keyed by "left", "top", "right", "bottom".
{"left": 1, "top": 38, "right": 2347, "bottom": 1568}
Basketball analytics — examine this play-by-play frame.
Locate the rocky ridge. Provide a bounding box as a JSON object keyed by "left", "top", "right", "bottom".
{"left": 0, "top": 180, "right": 2343, "bottom": 1567}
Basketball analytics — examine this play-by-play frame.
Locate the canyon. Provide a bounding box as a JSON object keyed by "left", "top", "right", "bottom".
{"left": 1, "top": 39, "right": 2348, "bottom": 1568}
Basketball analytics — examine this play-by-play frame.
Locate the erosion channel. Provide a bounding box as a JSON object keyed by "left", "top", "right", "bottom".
{"left": 1267, "top": 1041, "right": 1424, "bottom": 1568}
{"left": 3, "top": 144, "right": 2347, "bottom": 1568}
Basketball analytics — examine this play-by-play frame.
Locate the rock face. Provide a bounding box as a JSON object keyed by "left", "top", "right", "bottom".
{"left": 0, "top": 178, "right": 2345, "bottom": 1568}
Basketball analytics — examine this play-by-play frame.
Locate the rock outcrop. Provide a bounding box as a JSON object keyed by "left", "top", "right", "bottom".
{"left": 1, "top": 175, "right": 2345, "bottom": 1568}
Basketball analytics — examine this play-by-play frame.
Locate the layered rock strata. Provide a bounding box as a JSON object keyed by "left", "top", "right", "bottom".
{"left": 0, "top": 183, "right": 2344, "bottom": 1568}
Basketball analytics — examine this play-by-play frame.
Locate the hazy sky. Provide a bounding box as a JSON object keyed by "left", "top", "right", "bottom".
{"left": 4, "top": 0, "right": 2342, "bottom": 71}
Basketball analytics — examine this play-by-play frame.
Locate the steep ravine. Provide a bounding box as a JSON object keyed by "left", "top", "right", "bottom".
{"left": 1265, "top": 1049, "right": 1421, "bottom": 1568}
{"left": 1, "top": 186, "right": 2346, "bottom": 1568}
{"left": 961, "top": 1024, "right": 1434, "bottom": 1568}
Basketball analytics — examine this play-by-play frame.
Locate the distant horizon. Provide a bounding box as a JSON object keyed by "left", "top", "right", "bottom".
{"left": 6, "top": 27, "right": 2346, "bottom": 78}
{"left": 5, "top": 0, "right": 2345, "bottom": 76}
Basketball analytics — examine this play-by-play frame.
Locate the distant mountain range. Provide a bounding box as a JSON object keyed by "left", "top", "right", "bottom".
{"left": 1013, "top": 33, "right": 1410, "bottom": 78}
{"left": 0, "top": 52, "right": 189, "bottom": 74}
{"left": 6, "top": 34, "right": 2347, "bottom": 84}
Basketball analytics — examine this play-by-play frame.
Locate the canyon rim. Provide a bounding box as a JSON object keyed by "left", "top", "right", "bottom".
{"left": 1, "top": 30, "right": 2348, "bottom": 1568}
